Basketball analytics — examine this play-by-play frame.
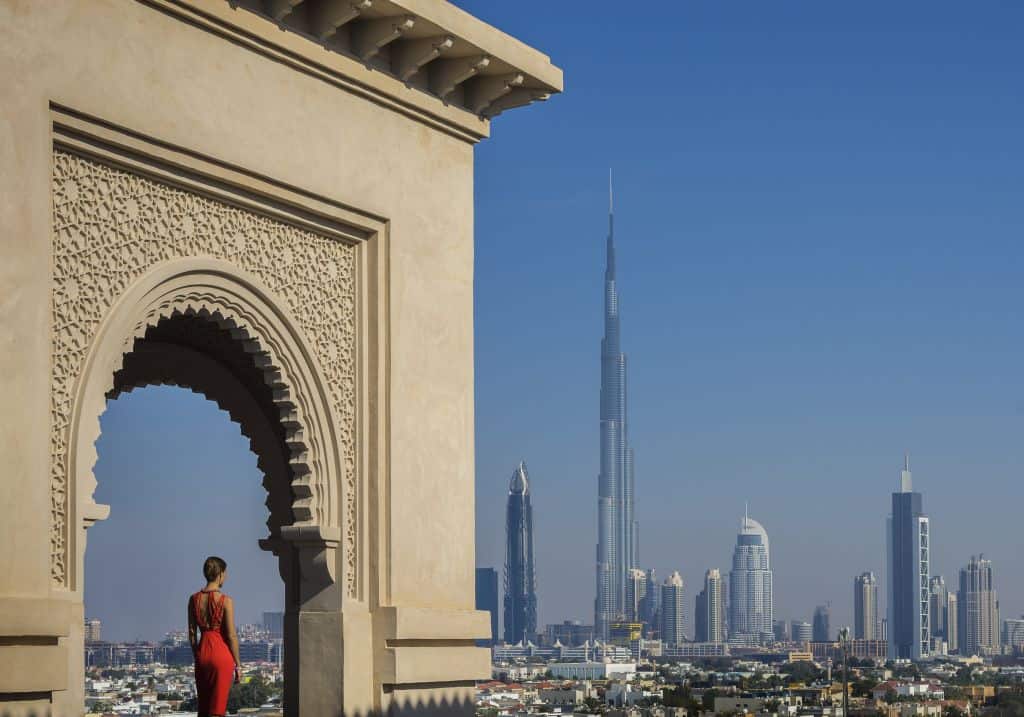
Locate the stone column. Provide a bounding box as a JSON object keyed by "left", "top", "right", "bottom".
{"left": 272, "top": 525, "right": 344, "bottom": 716}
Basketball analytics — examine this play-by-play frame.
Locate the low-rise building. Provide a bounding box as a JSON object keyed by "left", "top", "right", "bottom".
{"left": 878, "top": 701, "right": 944, "bottom": 717}
{"left": 871, "top": 681, "right": 944, "bottom": 702}
{"left": 548, "top": 661, "right": 637, "bottom": 681}
{"left": 662, "top": 642, "right": 730, "bottom": 659}
{"left": 960, "top": 685, "right": 995, "bottom": 705}
{"left": 537, "top": 686, "right": 583, "bottom": 706}
{"left": 714, "top": 695, "right": 766, "bottom": 713}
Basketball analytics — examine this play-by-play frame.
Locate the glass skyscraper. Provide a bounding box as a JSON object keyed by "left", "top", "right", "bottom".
{"left": 813, "top": 604, "right": 832, "bottom": 643}
{"left": 729, "top": 510, "right": 774, "bottom": 644}
{"left": 887, "top": 455, "right": 930, "bottom": 660}
{"left": 504, "top": 462, "right": 537, "bottom": 644}
{"left": 595, "top": 173, "right": 638, "bottom": 639}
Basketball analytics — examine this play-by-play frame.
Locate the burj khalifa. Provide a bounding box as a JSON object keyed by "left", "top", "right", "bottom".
{"left": 595, "top": 173, "right": 638, "bottom": 640}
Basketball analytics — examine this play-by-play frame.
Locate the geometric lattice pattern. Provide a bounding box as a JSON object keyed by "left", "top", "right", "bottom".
{"left": 50, "top": 151, "right": 357, "bottom": 594}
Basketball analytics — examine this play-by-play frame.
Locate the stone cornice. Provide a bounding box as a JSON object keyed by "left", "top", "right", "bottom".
{"left": 144, "top": 0, "right": 563, "bottom": 143}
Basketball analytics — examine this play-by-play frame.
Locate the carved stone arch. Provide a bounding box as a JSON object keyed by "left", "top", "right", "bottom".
{"left": 65, "top": 257, "right": 350, "bottom": 713}
{"left": 69, "top": 258, "right": 346, "bottom": 595}
{"left": 110, "top": 337, "right": 294, "bottom": 540}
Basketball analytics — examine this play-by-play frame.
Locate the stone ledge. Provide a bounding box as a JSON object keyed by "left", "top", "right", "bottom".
{"left": 380, "top": 644, "right": 490, "bottom": 685}
{"left": 0, "top": 641, "right": 68, "bottom": 693}
{"left": 376, "top": 605, "right": 491, "bottom": 641}
{"left": 0, "top": 598, "right": 73, "bottom": 638}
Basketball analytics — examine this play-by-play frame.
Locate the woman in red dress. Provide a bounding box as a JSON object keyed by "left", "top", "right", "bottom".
{"left": 188, "top": 556, "right": 242, "bottom": 717}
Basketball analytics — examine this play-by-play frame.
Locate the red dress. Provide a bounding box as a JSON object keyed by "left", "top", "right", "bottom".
{"left": 191, "top": 590, "right": 235, "bottom": 715}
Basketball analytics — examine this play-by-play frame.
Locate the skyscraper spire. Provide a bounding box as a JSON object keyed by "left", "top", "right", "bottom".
{"left": 596, "top": 170, "right": 636, "bottom": 640}
{"left": 509, "top": 460, "right": 530, "bottom": 494}
{"left": 900, "top": 453, "right": 912, "bottom": 492}
{"left": 609, "top": 167, "right": 613, "bottom": 215}
{"left": 606, "top": 169, "right": 615, "bottom": 279}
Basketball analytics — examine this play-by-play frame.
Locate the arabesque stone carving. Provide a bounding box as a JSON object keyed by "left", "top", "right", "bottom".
{"left": 50, "top": 151, "right": 358, "bottom": 595}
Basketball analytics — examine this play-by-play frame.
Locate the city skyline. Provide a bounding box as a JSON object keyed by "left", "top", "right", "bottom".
{"left": 79, "top": 1, "right": 1024, "bottom": 644}
{"left": 471, "top": 1, "right": 1024, "bottom": 638}
{"left": 477, "top": 444, "right": 1021, "bottom": 643}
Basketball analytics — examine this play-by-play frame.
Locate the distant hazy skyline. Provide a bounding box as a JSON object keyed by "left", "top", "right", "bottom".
{"left": 86, "top": 1, "right": 1024, "bottom": 641}
{"left": 466, "top": 0, "right": 1024, "bottom": 636}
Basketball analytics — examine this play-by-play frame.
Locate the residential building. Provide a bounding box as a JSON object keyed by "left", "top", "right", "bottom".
{"left": 84, "top": 618, "right": 101, "bottom": 644}
{"left": 729, "top": 509, "right": 774, "bottom": 644}
{"left": 791, "top": 620, "right": 813, "bottom": 643}
{"left": 946, "top": 592, "right": 958, "bottom": 653}
{"left": 958, "top": 554, "right": 999, "bottom": 656}
{"left": 928, "top": 576, "right": 948, "bottom": 647}
{"left": 855, "top": 572, "right": 879, "bottom": 640}
{"left": 887, "top": 455, "right": 930, "bottom": 659}
{"left": 538, "top": 688, "right": 585, "bottom": 707}
{"left": 660, "top": 571, "right": 686, "bottom": 646}
{"left": 503, "top": 462, "right": 537, "bottom": 644}
{"left": 695, "top": 568, "right": 727, "bottom": 643}
{"left": 1003, "top": 617, "right": 1024, "bottom": 652}
{"left": 625, "top": 568, "right": 647, "bottom": 623}
{"left": 849, "top": 639, "right": 889, "bottom": 660}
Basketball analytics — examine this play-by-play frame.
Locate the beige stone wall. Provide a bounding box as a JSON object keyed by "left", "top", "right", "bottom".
{"left": 0, "top": 0, "right": 536, "bottom": 712}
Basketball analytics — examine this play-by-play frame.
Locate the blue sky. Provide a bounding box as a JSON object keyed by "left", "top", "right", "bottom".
{"left": 87, "top": 1, "right": 1024, "bottom": 641}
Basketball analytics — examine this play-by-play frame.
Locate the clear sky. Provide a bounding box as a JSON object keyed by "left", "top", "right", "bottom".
{"left": 86, "top": 1, "right": 1024, "bottom": 642}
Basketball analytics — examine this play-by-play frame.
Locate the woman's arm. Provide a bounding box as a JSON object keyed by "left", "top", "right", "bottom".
{"left": 222, "top": 596, "right": 243, "bottom": 681}
{"left": 187, "top": 595, "right": 198, "bottom": 657}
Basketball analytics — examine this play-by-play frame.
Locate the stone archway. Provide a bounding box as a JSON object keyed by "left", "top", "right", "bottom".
{"left": 68, "top": 259, "right": 348, "bottom": 714}
{"left": 1, "top": 2, "right": 562, "bottom": 711}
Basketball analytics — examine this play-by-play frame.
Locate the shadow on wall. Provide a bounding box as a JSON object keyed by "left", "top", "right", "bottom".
{"left": 0, "top": 693, "right": 477, "bottom": 717}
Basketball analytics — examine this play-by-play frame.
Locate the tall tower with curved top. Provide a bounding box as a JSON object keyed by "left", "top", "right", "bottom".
{"left": 504, "top": 461, "right": 537, "bottom": 644}
{"left": 729, "top": 510, "right": 774, "bottom": 645}
{"left": 595, "top": 172, "right": 638, "bottom": 640}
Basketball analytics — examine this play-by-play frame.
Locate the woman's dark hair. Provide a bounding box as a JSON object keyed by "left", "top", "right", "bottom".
{"left": 203, "top": 556, "right": 227, "bottom": 582}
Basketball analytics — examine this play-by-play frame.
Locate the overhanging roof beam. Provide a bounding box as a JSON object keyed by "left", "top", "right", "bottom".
{"left": 350, "top": 15, "right": 416, "bottom": 61}
{"left": 264, "top": 0, "right": 303, "bottom": 22}
{"left": 481, "top": 88, "right": 550, "bottom": 118}
{"left": 392, "top": 36, "right": 455, "bottom": 82}
{"left": 309, "top": 0, "right": 373, "bottom": 41}
{"left": 464, "top": 73, "right": 525, "bottom": 115}
{"left": 429, "top": 55, "right": 490, "bottom": 100}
